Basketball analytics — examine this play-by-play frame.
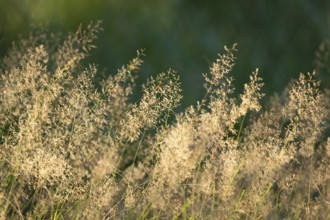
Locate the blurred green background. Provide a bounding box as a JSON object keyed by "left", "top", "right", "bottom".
{"left": 1, "top": 0, "right": 329, "bottom": 107}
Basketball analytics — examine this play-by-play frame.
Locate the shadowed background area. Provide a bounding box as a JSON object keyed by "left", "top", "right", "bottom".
{"left": 1, "top": 0, "right": 329, "bottom": 108}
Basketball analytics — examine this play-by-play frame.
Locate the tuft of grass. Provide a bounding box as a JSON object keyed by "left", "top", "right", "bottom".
{"left": 0, "top": 22, "right": 329, "bottom": 219}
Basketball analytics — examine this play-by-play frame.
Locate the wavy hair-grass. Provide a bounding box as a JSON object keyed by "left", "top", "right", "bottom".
{"left": 0, "top": 23, "right": 329, "bottom": 219}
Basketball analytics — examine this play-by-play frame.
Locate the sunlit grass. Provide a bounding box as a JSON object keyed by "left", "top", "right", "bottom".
{"left": 0, "top": 23, "right": 329, "bottom": 219}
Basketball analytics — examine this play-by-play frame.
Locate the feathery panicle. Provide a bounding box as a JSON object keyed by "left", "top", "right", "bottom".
{"left": 118, "top": 70, "right": 182, "bottom": 142}
{"left": 0, "top": 24, "right": 329, "bottom": 219}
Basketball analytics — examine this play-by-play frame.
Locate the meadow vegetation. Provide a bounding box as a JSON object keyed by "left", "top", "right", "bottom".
{"left": 0, "top": 22, "right": 329, "bottom": 219}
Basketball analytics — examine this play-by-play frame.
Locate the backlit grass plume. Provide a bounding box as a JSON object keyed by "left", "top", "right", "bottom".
{"left": 0, "top": 23, "right": 329, "bottom": 219}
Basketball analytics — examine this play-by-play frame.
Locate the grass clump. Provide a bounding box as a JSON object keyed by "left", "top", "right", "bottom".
{"left": 0, "top": 22, "right": 329, "bottom": 219}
